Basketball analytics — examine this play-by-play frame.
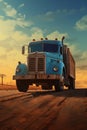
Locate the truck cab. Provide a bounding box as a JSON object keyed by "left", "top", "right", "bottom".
{"left": 28, "top": 39, "right": 64, "bottom": 75}
{"left": 13, "top": 37, "right": 75, "bottom": 92}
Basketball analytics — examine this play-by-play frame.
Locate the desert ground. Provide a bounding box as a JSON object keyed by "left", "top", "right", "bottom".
{"left": 0, "top": 85, "right": 87, "bottom": 130}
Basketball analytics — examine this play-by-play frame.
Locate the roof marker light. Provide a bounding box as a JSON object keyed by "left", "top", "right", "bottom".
{"left": 33, "top": 39, "right": 35, "bottom": 41}
{"left": 45, "top": 38, "right": 48, "bottom": 40}
{"left": 55, "top": 38, "right": 58, "bottom": 40}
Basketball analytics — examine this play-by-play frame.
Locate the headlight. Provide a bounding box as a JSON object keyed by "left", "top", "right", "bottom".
{"left": 53, "top": 66, "right": 58, "bottom": 72}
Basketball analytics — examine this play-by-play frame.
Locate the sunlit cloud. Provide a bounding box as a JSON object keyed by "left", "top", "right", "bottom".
{"left": 0, "top": 0, "right": 33, "bottom": 27}
{"left": 76, "top": 68, "right": 87, "bottom": 88}
{"left": 47, "top": 31, "right": 69, "bottom": 40}
{"left": 0, "top": 0, "right": 33, "bottom": 83}
{"left": 75, "top": 15, "right": 87, "bottom": 31}
{"left": 0, "top": 19, "right": 15, "bottom": 40}
{"left": 30, "top": 27, "right": 44, "bottom": 40}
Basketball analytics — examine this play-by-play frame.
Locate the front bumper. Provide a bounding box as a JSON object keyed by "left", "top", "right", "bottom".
{"left": 13, "top": 74, "right": 63, "bottom": 80}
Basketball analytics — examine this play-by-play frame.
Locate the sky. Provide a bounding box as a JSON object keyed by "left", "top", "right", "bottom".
{"left": 0, "top": 0, "right": 87, "bottom": 88}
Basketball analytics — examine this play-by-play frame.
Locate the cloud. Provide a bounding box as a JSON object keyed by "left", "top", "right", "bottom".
{"left": 0, "top": 1, "right": 34, "bottom": 70}
{"left": 18, "top": 3, "right": 24, "bottom": 9}
{"left": 0, "top": 1, "right": 33, "bottom": 28}
{"left": 0, "top": 2, "right": 33, "bottom": 41}
{"left": 47, "top": 31, "right": 69, "bottom": 40}
{"left": 56, "top": 8, "right": 86, "bottom": 15}
{"left": 3, "top": 2, "right": 17, "bottom": 17}
{"left": 37, "top": 11, "right": 55, "bottom": 22}
{"left": 16, "top": 16, "right": 33, "bottom": 28}
{"left": 0, "top": 18, "right": 32, "bottom": 41}
{"left": 0, "top": 54, "right": 7, "bottom": 60}
{"left": 76, "top": 68, "right": 87, "bottom": 88}
{"left": 75, "top": 51, "right": 87, "bottom": 70}
{"left": 77, "top": 65, "right": 87, "bottom": 70}
{"left": 70, "top": 45, "right": 87, "bottom": 70}
{"left": 75, "top": 15, "right": 87, "bottom": 31}
{"left": 37, "top": 8, "right": 86, "bottom": 22}
{"left": 30, "top": 27, "right": 44, "bottom": 40}
{"left": 0, "top": 18, "right": 15, "bottom": 40}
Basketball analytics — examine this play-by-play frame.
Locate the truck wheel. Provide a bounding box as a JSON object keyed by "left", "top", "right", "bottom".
{"left": 54, "top": 81, "right": 61, "bottom": 92}
{"left": 72, "top": 79, "right": 75, "bottom": 89}
{"left": 54, "top": 81, "right": 64, "bottom": 92}
{"left": 55, "top": 85, "right": 60, "bottom": 92}
{"left": 68, "top": 77, "right": 75, "bottom": 90}
{"left": 16, "top": 80, "right": 29, "bottom": 92}
{"left": 71, "top": 79, "right": 75, "bottom": 89}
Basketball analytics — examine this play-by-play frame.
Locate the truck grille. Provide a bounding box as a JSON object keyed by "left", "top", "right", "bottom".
{"left": 29, "top": 58, "right": 36, "bottom": 71}
{"left": 38, "top": 58, "right": 44, "bottom": 71}
{"left": 28, "top": 53, "right": 45, "bottom": 73}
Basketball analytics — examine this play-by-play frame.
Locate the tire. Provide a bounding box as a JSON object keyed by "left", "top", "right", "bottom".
{"left": 55, "top": 85, "right": 60, "bottom": 92}
{"left": 54, "top": 80, "right": 64, "bottom": 92}
{"left": 16, "top": 80, "right": 29, "bottom": 92}
{"left": 68, "top": 77, "right": 75, "bottom": 90}
{"left": 71, "top": 78, "right": 75, "bottom": 89}
{"left": 54, "top": 81, "right": 60, "bottom": 92}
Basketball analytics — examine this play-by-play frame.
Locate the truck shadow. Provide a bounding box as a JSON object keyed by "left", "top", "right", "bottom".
{"left": 30, "top": 88, "right": 87, "bottom": 98}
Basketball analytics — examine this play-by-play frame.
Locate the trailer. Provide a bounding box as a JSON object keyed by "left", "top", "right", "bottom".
{"left": 63, "top": 45, "right": 75, "bottom": 89}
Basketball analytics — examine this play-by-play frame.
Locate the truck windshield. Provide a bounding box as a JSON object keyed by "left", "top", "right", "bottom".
{"left": 29, "top": 43, "right": 58, "bottom": 53}
{"left": 30, "top": 43, "right": 43, "bottom": 52}
{"left": 43, "top": 43, "right": 58, "bottom": 52}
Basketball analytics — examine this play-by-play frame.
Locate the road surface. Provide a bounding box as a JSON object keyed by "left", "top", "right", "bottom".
{"left": 0, "top": 88, "right": 87, "bottom": 130}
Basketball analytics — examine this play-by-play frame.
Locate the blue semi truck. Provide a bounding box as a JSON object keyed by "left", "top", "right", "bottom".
{"left": 13, "top": 37, "right": 75, "bottom": 92}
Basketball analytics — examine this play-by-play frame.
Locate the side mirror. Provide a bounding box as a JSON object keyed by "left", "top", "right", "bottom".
{"left": 22, "top": 46, "right": 25, "bottom": 54}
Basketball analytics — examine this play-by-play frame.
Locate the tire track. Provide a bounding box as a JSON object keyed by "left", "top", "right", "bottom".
{"left": 57, "top": 97, "right": 67, "bottom": 106}
{"left": 1, "top": 89, "right": 87, "bottom": 130}
{"left": 0, "top": 92, "right": 33, "bottom": 102}
{"left": 20, "top": 96, "right": 67, "bottom": 130}
{"left": 0, "top": 90, "right": 67, "bottom": 130}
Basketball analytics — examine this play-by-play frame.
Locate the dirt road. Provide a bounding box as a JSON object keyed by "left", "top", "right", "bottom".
{"left": 0, "top": 88, "right": 87, "bottom": 130}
